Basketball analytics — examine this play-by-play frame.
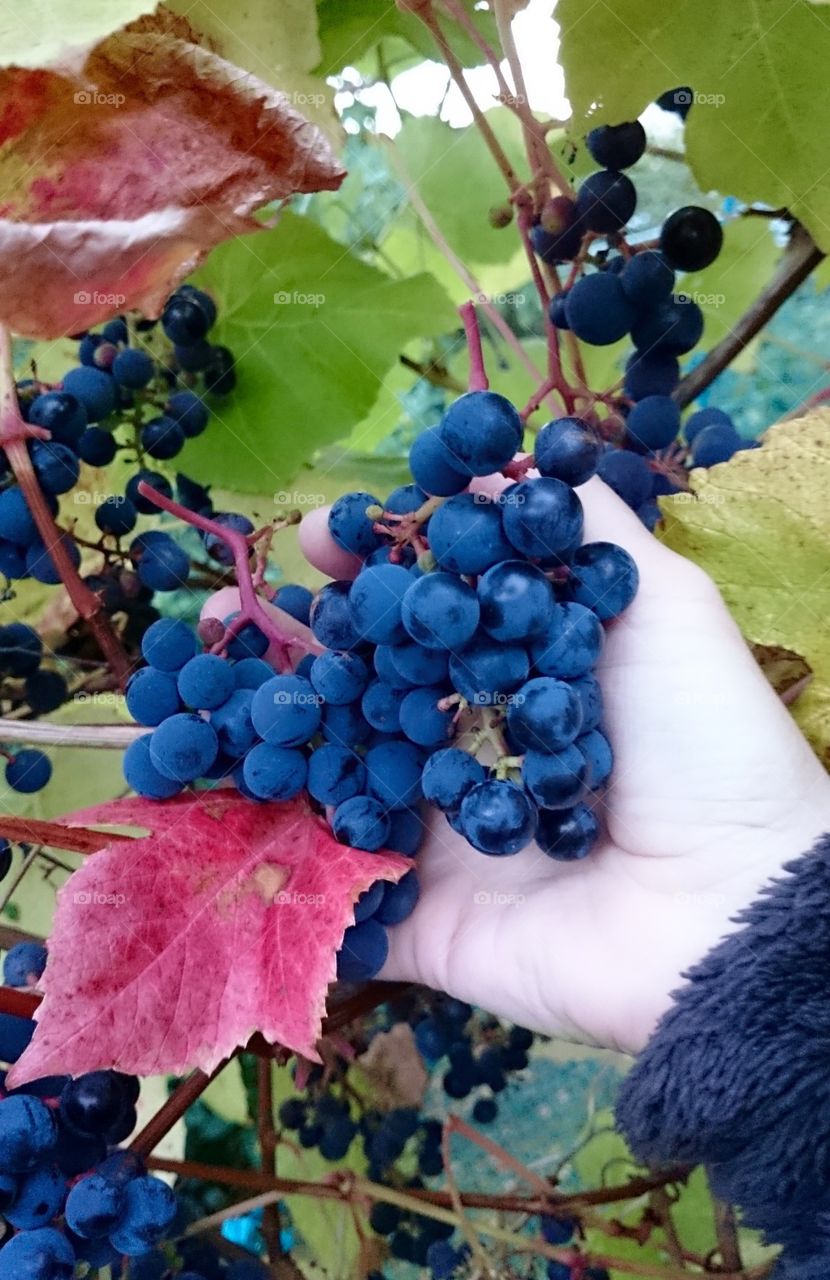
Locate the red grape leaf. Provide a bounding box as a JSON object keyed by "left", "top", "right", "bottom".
{"left": 7, "top": 792, "right": 407, "bottom": 1084}
{"left": 0, "top": 27, "right": 344, "bottom": 337}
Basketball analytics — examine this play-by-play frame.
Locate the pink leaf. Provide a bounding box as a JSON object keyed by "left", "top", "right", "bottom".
{"left": 0, "top": 28, "right": 344, "bottom": 337}
{"left": 7, "top": 792, "right": 407, "bottom": 1084}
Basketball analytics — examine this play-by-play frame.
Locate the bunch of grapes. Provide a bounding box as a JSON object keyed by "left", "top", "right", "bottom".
{"left": 531, "top": 117, "right": 750, "bottom": 529}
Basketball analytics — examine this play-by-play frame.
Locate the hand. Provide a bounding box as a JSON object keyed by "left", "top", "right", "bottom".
{"left": 371, "top": 480, "right": 830, "bottom": 1053}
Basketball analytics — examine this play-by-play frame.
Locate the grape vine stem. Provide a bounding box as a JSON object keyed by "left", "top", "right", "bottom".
{"left": 0, "top": 326, "right": 131, "bottom": 686}
{"left": 0, "top": 718, "right": 143, "bottom": 748}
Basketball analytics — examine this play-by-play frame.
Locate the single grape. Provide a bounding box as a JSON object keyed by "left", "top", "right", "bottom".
{"left": 387, "top": 640, "right": 448, "bottom": 685}
{"left": 141, "top": 415, "right": 185, "bottom": 460}
{"left": 364, "top": 740, "right": 423, "bottom": 809}
{"left": 501, "top": 477, "right": 584, "bottom": 560}
{"left": 5, "top": 749, "right": 52, "bottom": 793}
{"left": 141, "top": 618, "right": 198, "bottom": 672}
{"left": 459, "top": 780, "right": 537, "bottom": 856}
{"left": 177, "top": 653, "right": 235, "bottom": 710}
{"left": 0, "top": 1226, "right": 75, "bottom": 1280}
{"left": 348, "top": 564, "right": 411, "bottom": 644}
{"left": 586, "top": 120, "right": 645, "bottom": 169}
{"left": 620, "top": 249, "right": 675, "bottom": 307}
{"left": 210, "top": 688, "right": 258, "bottom": 757}
{"left": 337, "top": 918, "right": 389, "bottom": 980}
{"left": 537, "top": 804, "right": 599, "bottom": 860}
{"left": 28, "top": 390, "right": 87, "bottom": 446}
{"left": 136, "top": 536, "right": 190, "bottom": 592}
{"left": 61, "top": 366, "right": 116, "bottom": 421}
{"left": 691, "top": 422, "right": 742, "bottom": 466}
{"left": 65, "top": 1172, "right": 126, "bottom": 1238}
{"left": 332, "top": 796, "right": 390, "bottom": 852}
{"left": 109, "top": 1173, "right": 177, "bottom": 1254}
{"left": 565, "top": 273, "right": 635, "bottom": 345}
{"left": 530, "top": 195, "right": 584, "bottom": 263}
{"left": 534, "top": 416, "right": 600, "bottom": 486}
{"left": 123, "top": 734, "right": 183, "bottom": 799}
{"left": 568, "top": 541, "right": 639, "bottom": 619}
{"left": 272, "top": 583, "right": 314, "bottom": 625}
{"left": 225, "top": 617, "right": 269, "bottom": 661}
{"left": 26, "top": 533, "right": 82, "bottom": 585}
{"left": 3, "top": 941, "right": 47, "bottom": 988}
{"left": 507, "top": 677, "right": 583, "bottom": 754}
{"left": 307, "top": 743, "right": 366, "bottom": 805}
{"left": 242, "top": 743, "right": 307, "bottom": 801}
{"left": 427, "top": 493, "right": 513, "bottom": 575}
{"left": 437, "top": 390, "right": 523, "bottom": 476}
{"left": 149, "top": 713, "right": 219, "bottom": 782}
{"left": 0, "top": 622, "right": 42, "bottom": 675}
{"left": 126, "top": 469, "right": 173, "bottom": 514}
{"left": 5, "top": 1162, "right": 66, "bottom": 1228}
{"left": 631, "top": 295, "right": 704, "bottom": 355}
{"left": 94, "top": 496, "right": 138, "bottom": 537}
{"left": 522, "top": 745, "right": 590, "bottom": 809}
{"left": 577, "top": 728, "right": 613, "bottom": 788}
{"left": 126, "top": 667, "right": 181, "bottom": 726}
{"left": 683, "top": 406, "right": 734, "bottom": 444}
{"left": 575, "top": 169, "right": 637, "bottom": 233}
{"left": 0, "top": 486, "right": 40, "bottom": 545}
{"left": 233, "top": 658, "right": 275, "bottom": 690}
{"left": 472, "top": 1097, "right": 498, "bottom": 1124}
{"left": 449, "top": 636, "right": 529, "bottom": 705}
{"left": 660, "top": 205, "right": 723, "bottom": 271}
{"left": 166, "top": 390, "right": 209, "bottom": 437}
{"left": 112, "top": 348, "right": 154, "bottom": 389}
{"left": 310, "top": 581, "right": 362, "bottom": 651}
{"left": 530, "top": 602, "right": 603, "bottom": 679}
{"left": 321, "top": 701, "right": 371, "bottom": 748}
{"left": 375, "top": 869, "right": 420, "bottom": 925}
{"left": 624, "top": 350, "right": 680, "bottom": 400}
{"left": 596, "top": 449, "right": 653, "bottom": 509}
{"left": 387, "top": 807, "right": 425, "bottom": 856}
{"left": 408, "top": 428, "right": 469, "bottom": 497}
{"left": 203, "top": 343, "right": 236, "bottom": 394}
{"left": 162, "top": 295, "right": 212, "bottom": 345}
{"left": 477, "top": 560, "right": 555, "bottom": 642}
{"left": 78, "top": 426, "right": 117, "bottom": 466}
{"left": 30, "top": 441, "right": 80, "bottom": 495}
{"left": 328, "top": 490, "right": 383, "bottom": 556}
{"left": 309, "top": 650, "right": 369, "bottom": 705}
{"left": 399, "top": 686, "right": 454, "bottom": 746}
{"left": 422, "top": 747, "right": 485, "bottom": 812}
{"left": 401, "top": 573, "right": 480, "bottom": 651}
{"left": 251, "top": 674, "right": 322, "bottom": 747}
{"left": 626, "top": 395, "right": 681, "bottom": 452}
{"left": 203, "top": 512, "right": 255, "bottom": 564}
{"left": 0, "top": 540, "right": 26, "bottom": 580}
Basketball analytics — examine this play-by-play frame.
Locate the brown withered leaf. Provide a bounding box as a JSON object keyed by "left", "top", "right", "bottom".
{"left": 751, "top": 643, "right": 813, "bottom": 706}
{"left": 355, "top": 1023, "right": 429, "bottom": 1111}
{"left": 0, "top": 32, "right": 345, "bottom": 338}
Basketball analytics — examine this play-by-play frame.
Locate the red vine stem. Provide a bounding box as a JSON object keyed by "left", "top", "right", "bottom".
{"left": 131, "top": 1067, "right": 220, "bottom": 1158}
{"left": 0, "top": 327, "right": 131, "bottom": 687}
{"left": 459, "top": 302, "right": 488, "bottom": 392}
{"left": 0, "top": 815, "right": 127, "bottom": 853}
{"left": 137, "top": 483, "right": 311, "bottom": 672}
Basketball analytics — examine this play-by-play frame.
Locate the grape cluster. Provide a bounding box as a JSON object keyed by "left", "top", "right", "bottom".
{"left": 531, "top": 117, "right": 749, "bottom": 529}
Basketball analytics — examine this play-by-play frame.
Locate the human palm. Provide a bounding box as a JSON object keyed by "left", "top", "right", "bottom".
{"left": 379, "top": 479, "right": 830, "bottom": 1052}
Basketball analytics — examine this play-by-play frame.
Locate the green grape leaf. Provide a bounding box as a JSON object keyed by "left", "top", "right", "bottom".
{"left": 659, "top": 413, "right": 830, "bottom": 766}
{"left": 0, "top": 0, "right": 157, "bottom": 68}
{"left": 556, "top": 0, "right": 830, "bottom": 252}
{"left": 182, "top": 213, "right": 457, "bottom": 492}
{"left": 315, "top": 0, "right": 510, "bottom": 76}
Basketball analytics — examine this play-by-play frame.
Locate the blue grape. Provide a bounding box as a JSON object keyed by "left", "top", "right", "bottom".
{"left": 530, "top": 215, "right": 584, "bottom": 265}
{"left": 472, "top": 1097, "right": 498, "bottom": 1124}
{"left": 4, "top": 942, "right": 47, "bottom": 988}
{"left": 61, "top": 366, "right": 115, "bottom": 421}
{"left": 142, "top": 618, "right": 198, "bottom": 671}
{"left": 5, "top": 1162, "right": 66, "bottom": 1228}
{"left": 348, "top": 564, "right": 411, "bottom": 643}
{"left": 691, "top": 422, "right": 742, "bottom": 466}
{"left": 575, "top": 170, "right": 636, "bottom": 233}
{"left": 388, "top": 640, "right": 449, "bottom": 685}
{"left": 399, "top": 686, "right": 454, "bottom": 746}
{"left": 660, "top": 205, "right": 723, "bottom": 271}
{"left": 376, "top": 869, "right": 420, "bottom": 924}
{"left": 578, "top": 728, "right": 613, "bottom": 788}
{"left": 571, "top": 673, "right": 603, "bottom": 731}
{"left": 632, "top": 295, "right": 703, "bottom": 355}
{"left": 0, "top": 486, "right": 39, "bottom": 545}
{"left": 437, "top": 390, "right": 523, "bottom": 476}
{"left": 530, "top": 601, "right": 603, "bottom": 678}
{"left": 310, "top": 581, "right": 362, "bottom": 650}
{"left": 422, "top": 748, "right": 485, "bottom": 811}
{"left": 449, "top": 636, "right": 528, "bottom": 705}
{"left": 30, "top": 441, "right": 79, "bottom": 495}
{"left": 126, "top": 667, "right": 181, "bottom": 726}
{"left": 586, "top": 121, "right": 645, "bottom": 168}
{"left": 569, "top": 541, "right": 639, "bottom": 619}
{"left": 141, "top": 415, "right": 185, "bottom": 460}
{"left": 522, "top": 745, "right": 589, "bottom": 809}
{"left": 0, "top": 622, "right": 42, "bottom": 674}
{"left": 401, "top": 573, "right": 480, "bottom": 651}
{"left": 123, "top": 735, "right": 182, "bottom": 799}
{"left": 364, "top": 740, "right": 423, "bottom": 808}
{"left": 204, "top": 512, "right": 254, "bottom": 564}
{"left": 321, "top": 702, "right": 371, "bottom": 747}
{"left": 624, "top": 350, "right": 680, "bottom": 400}
{"left": 162, "top": 295, "right": 211, "bottom": 345}
{"left": 427, "top": 494, "right": 513, "bottom": 575}
{"left": 26, "top": 534, "right": 82, "bottom": 585}
{"left": 477, "top": 560, "right": 555, "bottom": 642}
{"left": 309, "top": 650, "right": 369, "bottom": 705}
{"left": 409, "top": 428, "right": 469, "bottom": 496}
{"left": 307, "top": 744, "right": 366, "bottom": 805}
{"left": 149, "top": 713, "right": 219, "bottom": 782}
{"left": 5, "top": 749, "right": 52, "bottom": 793}
{"left": 166, "top": 390, "right": 209, "bottom": 437}
{"left": 113, "top": 348, "right": 154, "bottom": 389}
{"left": 541, "top": 1213, "right": 576, "bottom": 1244}
{"left": 507, "top": 678, "right": 583, "bottom": 752}
{"left": 502, "top": 477, "right": 584, "bottom": 560}
{"left": 596, "top": 449, "right": 653, "bottom": 509}
{"left": 683, "top": 406, "right": 733, "bottom": 444}
{"left": 459, "top": 780, "right": 537, "bottom": 856}
{"left": 242, "top": 743, "right": 307, "bottom": 800}
{"left": 94, "top": 496, "right": 137, "bottom": 536}
{"left": 361, "top": 680, "right": 402, "bottom": 733}
{"left": 626, "top": 395, "right": 681, "bottom": 452}
{"left": 538, "top": 804, "right": 599, "bottom": 860}
{"left": 28, "top": 390, "right": 86, "bottom": 446}
{"left": 251, "top": 675, "right": 322, "bottom": 746}
{"left": 387, "top": 807, "right": 425, "bottom": 855}
{"left": 620, "top": 250, "right": 674, "bottom": 306}
{"left": 102, "top": 317, "right": 128, "bottom": 342}
{"left": 25, "top": 670, "right": 67, "bottom": 714}
{"left": 232, "top": 657, "right": 275, "bottom": 690}
{"left": 110, "top": 1174, "right": 177, "bottom": 1254}
{"left": 328, "top": 490, "right": 383, "bottom": 556}
{"left": 384, "top": 482, "right": 427, "bottom": 515}
{"left": 272, "top": 583, "right": 313, "bottom": 624}
{"left": 65, "top": 1172, "right": 126, "bottom": 1238}
{"left": 0, "top": 1226, "right": 75, "bottom": 1279}
{"left": 177, "top": 654, "right": 235, "bottom": 710}
{"left": 225, "top": 618, "right": 269, "bottom": 661}
{"left": 337, "top": 919, "right": 388, "bottom": 980}
{"left": 534, "top": 416, "right": 600, "bottom": 485}
{"left": 332, "top": 797, "right": 390, "bottom": 851}
{"left": 126, "top": 469, "right": 173, "bottom": 514}
{"left": 565, "top": 272, "right": 635, "bottom": 345}
{"left": 135, "top": 535, "right": 190, "bottom": 591}
{"left": 0, "top": 540, "right": 25, "bottom": 579}
{"left": 0, "top": 1095, "right": 57, "bottom": 1171}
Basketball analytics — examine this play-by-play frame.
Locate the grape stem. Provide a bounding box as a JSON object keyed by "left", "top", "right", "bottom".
{"left": 136, "top": 483, "right": 313, "bottom": 671}
{"left": 0, "top": 718, "right": 143, "bottom": 748}
{"left": 459, "top": 302, "right": 489, "bottom": 392}
{"left": 0, "top": 326, "right": 131, "bottom": 687}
